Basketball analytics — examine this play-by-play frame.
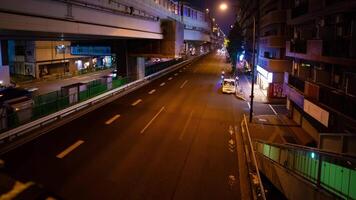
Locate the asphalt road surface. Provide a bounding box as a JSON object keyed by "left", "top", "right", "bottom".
{"left": 1, "top": 53, "right": 255, "bottom": 200}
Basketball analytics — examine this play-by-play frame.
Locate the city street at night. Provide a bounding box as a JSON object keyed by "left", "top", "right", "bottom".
{"left": 2, "top": 53, "right": 250, "bottom": 199}
{"left": 1, "top": 0, "right": 355, "bottom": 199}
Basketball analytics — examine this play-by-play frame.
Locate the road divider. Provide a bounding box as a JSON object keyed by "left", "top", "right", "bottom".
{"left": 56, "top": 140, "right": 84, "bottom": 159}
{"left": 131, "top": 99, "right": 143, "bottom": 106}
{"left": 0, "top": 53, "right": 208, "bottom": 155}
{"left": 105, "top": 114, "right": 120, "bottom": 125}
{"left": 140, "top": 106, "right": 165, "bottom": 134}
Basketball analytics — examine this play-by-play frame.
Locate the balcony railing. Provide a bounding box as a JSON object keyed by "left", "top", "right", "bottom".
{"left": 289, "top": 40, "right": 307, "bottom": 54}
{"left": 288, "top": 74, "right": 305, "bottom": 92}
{"left": 289, "top": 74, "right": 356, "bottom": 121}
{"left": 323, "top": 39, "right": 355, "bottom": 59}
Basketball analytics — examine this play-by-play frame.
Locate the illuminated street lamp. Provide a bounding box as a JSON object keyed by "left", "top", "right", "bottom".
{"left": 219, "top": 3, "right": 228, "bottom": 11}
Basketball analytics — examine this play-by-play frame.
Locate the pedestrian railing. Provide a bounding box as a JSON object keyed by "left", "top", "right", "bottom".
{"left": 255, "top": 140, "right": 356, "bottom": 199}
{"left": 241, "top": 114, "right": 267, "bottom": 200}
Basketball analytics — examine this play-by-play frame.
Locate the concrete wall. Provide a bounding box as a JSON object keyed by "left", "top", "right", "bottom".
{"left": 256, "top": 153, "right": 336, "bottom": 200}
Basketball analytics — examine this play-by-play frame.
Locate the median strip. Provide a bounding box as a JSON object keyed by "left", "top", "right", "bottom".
{"left": 56, "top": 140, "right": 84, "bottom": 159}
{"left": 140, "top": 106, "right": 165, "bottom": 134}
{"left": 105, "top": 114, "right": 120, "bottom": 125}
{"left": 131, "top": 99, "right": 143, "bottom": 106}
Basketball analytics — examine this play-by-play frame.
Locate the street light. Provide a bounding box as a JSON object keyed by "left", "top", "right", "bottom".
{"left": 218, "top": 2, "right": 256, "bottom": 122}
{"left": 219, "top": 3, "right": 228, "bottom": 11}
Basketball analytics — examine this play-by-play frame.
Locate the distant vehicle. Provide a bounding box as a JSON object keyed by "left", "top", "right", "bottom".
{"left": 222, "top": 78, "right": 236, "bottom": 94}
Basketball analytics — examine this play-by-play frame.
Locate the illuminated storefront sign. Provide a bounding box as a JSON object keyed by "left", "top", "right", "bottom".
{"left": 257, "top": 65, "right": 273, "bottom": 83}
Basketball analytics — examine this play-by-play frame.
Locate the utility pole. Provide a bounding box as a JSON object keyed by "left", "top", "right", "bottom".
{"left": 249, "top": 16, "right": 256, "bottom": 123}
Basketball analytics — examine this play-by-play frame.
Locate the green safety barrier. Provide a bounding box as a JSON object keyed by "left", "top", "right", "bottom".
{"left": 256, "top": 142, "right": 356, "bottom": 199}
{"left": 4, "top": 77, "right": 130, "bottom": 132}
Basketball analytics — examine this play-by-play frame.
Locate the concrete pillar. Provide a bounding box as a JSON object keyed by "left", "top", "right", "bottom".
{"left": 136, "top": 57, "right": 145, "bottom": 80}
{"left": 0, "top": 40, "right": 10, "bottom": 86}
{"left": 113, "top": 40, "right": 128, "bottom": 78}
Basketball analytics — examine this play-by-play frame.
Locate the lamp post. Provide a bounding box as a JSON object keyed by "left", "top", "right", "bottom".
{"left": 218, "top": 2, "right": 256, "bottom": 123}
{"left": 249, "top": 16, "right": 256, "bottom": 123}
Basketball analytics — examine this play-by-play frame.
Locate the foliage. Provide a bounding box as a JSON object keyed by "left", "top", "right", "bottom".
{"left": 226, "top": 21, "right": 244, "bottom": 74}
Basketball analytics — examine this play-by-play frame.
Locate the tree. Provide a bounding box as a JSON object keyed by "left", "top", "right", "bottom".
{"left": 226, "top": 21, "right": 244, "bottom": 74}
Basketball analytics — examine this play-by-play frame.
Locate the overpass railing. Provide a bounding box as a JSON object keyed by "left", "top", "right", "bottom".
{"left": 255, "top": 140, "right": 356, "bottom": 199}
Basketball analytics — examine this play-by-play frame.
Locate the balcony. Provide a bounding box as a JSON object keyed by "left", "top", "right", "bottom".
{"left": 258, "top": 56, "right": 291, "bottom": 73}
{"left": 288, "top": 74, "right": 305, "bottom": 92}
{"left": 259, "top": 10, "right": 286, "bottom": 28}
{"left": 288, "top": 74, "right": 356, "bottom": 122}
{"left": 259, "top": 36, "right": 285, "bottom": 48}
{"left": 286, "top": 40, "right": 356, "bottom": 66}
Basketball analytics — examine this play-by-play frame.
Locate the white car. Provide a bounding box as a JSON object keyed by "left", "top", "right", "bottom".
{"left": 222, "top": 78, "right": 236, "bottom": 94}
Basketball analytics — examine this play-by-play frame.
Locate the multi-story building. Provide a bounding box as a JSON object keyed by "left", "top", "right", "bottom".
{"left": 257, "top": 0, "right": 291, "bottom": 100}
{"left": 284, "top": 0, "right": 356, "bottom": 140}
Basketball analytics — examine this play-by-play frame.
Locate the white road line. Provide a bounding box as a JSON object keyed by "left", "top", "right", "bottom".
{"left": 269, "top": 104, "right": 278, "bottom": 115}
{"left": 140, "top": 106, "right": 165, "bottom": 134}
{"left": 56, "top": 140, "right": 84, "bottom": 159}
{"left": 148, "top": 89, "right": 156, "bottom": 94}
{"left": 105, "top": 114, "right": 120, "bottom": 125}
{"left": 247, "top": 102, "right": 251, "bottom": 109}
{"left": 180, "top": 80, "right": 188, "bottom": 89}
{"left": 174, "top": 73, "right": 178, "bottom": 76}
{"left": 160, "top": 82, "right": 166, "bottom": 86}
{"left": 179, "top": 110, "right": 194, "bottom": 140}
{"left": 131, "top": 99, "right": 142, "bottom": 106}
{"left": 168, "top": 77, "right": 173, "bottom": 80}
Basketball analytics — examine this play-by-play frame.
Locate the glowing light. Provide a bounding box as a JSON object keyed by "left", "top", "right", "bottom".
{"left": 219, "top": 3, "right": 228, "bottom": 11}
{"left": 311, "top": 152, "right": 315, "bottom": 159}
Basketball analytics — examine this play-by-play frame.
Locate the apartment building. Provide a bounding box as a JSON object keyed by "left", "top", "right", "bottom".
{"left": 257, "top": 0, "right": 291, "bottom": 100}
{"left": 284, "top": 0, "right": 356, "bottom": 139}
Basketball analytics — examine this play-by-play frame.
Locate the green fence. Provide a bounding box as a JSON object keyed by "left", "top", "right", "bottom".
{"left": 3, "top": 77, "right": 129, "bottom": 131}
{"left": 256, "top": 141, "right": 356, "bottom": 199}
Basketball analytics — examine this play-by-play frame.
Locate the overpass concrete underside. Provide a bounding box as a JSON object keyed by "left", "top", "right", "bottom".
{"left": 0, "top": 12, "right": 163, "bottom": 40}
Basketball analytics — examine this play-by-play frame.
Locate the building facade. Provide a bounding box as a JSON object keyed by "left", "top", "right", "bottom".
{"left": 257, "top": 0, "right": 291, "bottom": 99}
{"left": 284, "top": 0, "right": 356, "bottom": 139}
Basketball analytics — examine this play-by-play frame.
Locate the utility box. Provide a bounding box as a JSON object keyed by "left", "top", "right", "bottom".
{"left": 101, "top": 75, "right": 113, "bottom": 90}
{"left": 5, "top": 96, "right": 34, "bottom": 125}
{"left": 61, "top": 83, "right": 85, "bottom": 105}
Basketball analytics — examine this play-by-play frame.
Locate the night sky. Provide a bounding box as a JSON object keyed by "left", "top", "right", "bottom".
{"left": 185, "top": 0, "right": 236, "bottom": 34}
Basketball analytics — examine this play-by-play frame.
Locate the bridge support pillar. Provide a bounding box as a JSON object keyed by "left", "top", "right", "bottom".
{"left": 112, "top": 40, "right": 128, "bottom": 78}
{"left": 128, "top": 56, "right": 145, "bottom": 80}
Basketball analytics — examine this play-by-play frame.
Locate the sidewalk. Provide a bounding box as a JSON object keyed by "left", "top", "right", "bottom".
{"left": 18, "top": 69, "right": 113, "bottom": 95}
{"left": 237, "top": 74, "right": 268, "bottom": 103}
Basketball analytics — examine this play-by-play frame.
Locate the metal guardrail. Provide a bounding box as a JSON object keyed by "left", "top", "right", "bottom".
{"left": 240, "top": 114, "right": 267, "bottom": 200}
{"left": 0, "top": 56, "right": 202, "bottom": 143}
{"left": 256, "top": 140, "right": 356, "bottom": 200}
